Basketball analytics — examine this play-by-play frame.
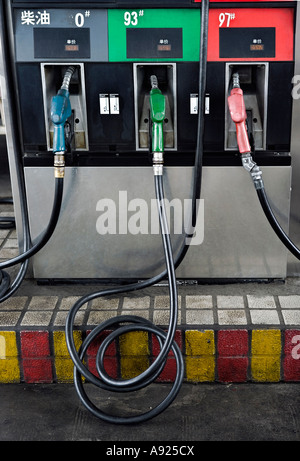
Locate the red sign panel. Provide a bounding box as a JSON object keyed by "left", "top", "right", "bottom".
{"left": 207, "top": 8, "right": 294, "bottom": 61}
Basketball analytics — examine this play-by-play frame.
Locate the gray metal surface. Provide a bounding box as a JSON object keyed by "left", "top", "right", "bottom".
{"left": 289, "top": 3, "right": 300, "bottom": 276}
{"left": 24, "top": 165, "right": 291, "bottom": 280}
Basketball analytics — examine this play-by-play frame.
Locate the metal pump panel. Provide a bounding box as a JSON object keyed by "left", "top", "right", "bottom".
{"left": 1, "top": 0, "right": 299, "bottom": 280}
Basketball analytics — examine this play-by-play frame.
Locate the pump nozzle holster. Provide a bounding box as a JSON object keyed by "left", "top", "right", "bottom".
{"left": 51, "top": 88, "right": 72, "bottom": 154}
{"left": 228, "top": 87, "right": 251, "bottom": 154}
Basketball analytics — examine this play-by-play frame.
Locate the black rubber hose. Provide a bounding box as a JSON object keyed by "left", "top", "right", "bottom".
{"left": 66, "top": 174, "right": 184, "bottom": 424}
{"left": 0, "top": 197, "right": 15, "bottom": 229}
{"left": 65, "top": 0, "right": 209, "bottom": 424}
{"left": 257, "top": 186, "right": 300, "bottom": 260}
{"left": 0, "top": 178, "right": 63, "bottom": 302}
{"left": 0, "top": 177, "right": 64, "bottom": 270}
{"left": 0, "top": 191, "right": 30, "bottom": 303}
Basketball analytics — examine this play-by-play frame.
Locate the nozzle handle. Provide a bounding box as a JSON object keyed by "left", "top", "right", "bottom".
{"left": 228, "top": 87, "right": 251, "bottom": 154}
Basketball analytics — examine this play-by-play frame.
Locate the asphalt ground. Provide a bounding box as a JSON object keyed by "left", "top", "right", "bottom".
{"left": 1, "top": 382, "right": 300, "bottom": 442}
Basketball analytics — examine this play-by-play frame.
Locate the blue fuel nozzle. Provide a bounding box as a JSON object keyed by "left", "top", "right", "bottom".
{"left": 50, "top": 66, "right": 75, "bottom": 154}
{"left": 51, "top": 88, "right": 72, "bottom": 154}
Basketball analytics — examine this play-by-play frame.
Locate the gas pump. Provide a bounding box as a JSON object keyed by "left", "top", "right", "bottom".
{"left": 0, "top": 0, "right": 210, "bottom": 423}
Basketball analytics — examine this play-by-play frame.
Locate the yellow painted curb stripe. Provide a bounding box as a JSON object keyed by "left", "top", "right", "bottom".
{"left": 251, "top": 330, "right": 281, "bottom": 382}
{"left": 0, "top": 332, "right": 20, "bottom": 382}
{"left": 53, "top": 331, "right": 82, "bottom": 382}
{"left": 120, "top": 331, "right": 149, "bottom": 379}
{"left": 185, "top": 330, "right": 215, "bottom": 382}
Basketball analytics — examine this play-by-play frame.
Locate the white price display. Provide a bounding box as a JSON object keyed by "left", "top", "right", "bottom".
{"left": 124, "top": 10, "right": 144, "bottom": 26}
{"left": 219, "top": 12, "right": 236, "bottom": 28}
{"left": 74, "top": 11, "right": 91, "bottom": 28}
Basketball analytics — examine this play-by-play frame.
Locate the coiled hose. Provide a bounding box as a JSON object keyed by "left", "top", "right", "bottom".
{"left": 65, "top": 0, "right": 209, "bottom": 424}
{"left": 66, "top": 175, "right": 184, "bottom": 424}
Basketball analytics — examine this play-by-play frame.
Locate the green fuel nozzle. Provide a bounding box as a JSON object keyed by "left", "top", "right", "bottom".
{"left": 149, "top": 75, "right": 165, "bottom": 151}
{"left": 149, "top": 75, "right": 165, "bottom": 175}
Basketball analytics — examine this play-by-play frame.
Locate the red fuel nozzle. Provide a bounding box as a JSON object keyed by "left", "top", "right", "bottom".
{"left": 227, "top": 84, "right": 251, "bottom": 155}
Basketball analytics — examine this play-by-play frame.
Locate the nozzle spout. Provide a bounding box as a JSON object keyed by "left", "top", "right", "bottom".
{"left": 150, "top": 75, "right": 158, "bottom": 89}
{"left": 61, "top": 66, "right": 76, "bottom": 92}
{"left": 232, "top": 72, "right": 240, "bottom": 89}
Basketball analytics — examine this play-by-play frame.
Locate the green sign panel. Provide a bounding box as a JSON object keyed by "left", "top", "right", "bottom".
{"left": 108, "top": 9, "right": 201, "bottom": 62}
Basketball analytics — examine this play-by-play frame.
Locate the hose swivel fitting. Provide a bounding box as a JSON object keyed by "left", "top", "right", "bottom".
{"left": 54, "top": 153, "right": 65, "bottom": 178}
{"left": 241, "top": 153, "right": 263, "bottom": 189}
{"left": 153, "top": 152, "right": 164, "bottom": 176}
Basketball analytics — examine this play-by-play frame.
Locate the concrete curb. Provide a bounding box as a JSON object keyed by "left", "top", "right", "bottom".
{"left": 1, "top": 327, "right": 300, "bottom": 383}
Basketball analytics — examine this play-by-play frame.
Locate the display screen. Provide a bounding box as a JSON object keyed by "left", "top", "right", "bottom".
{"left": 126, "top": 28, "right": 182, "bottom": 59}
{"left": 219, "top": 27, "right": 275, "bottom": 58}
{"left": 34, "top": 28, "right": 90, "bottom": 58}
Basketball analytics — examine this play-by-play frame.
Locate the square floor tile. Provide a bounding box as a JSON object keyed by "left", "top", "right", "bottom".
{"left": 247, "top": 295, "right": 276, "bottom": 309}
{"left": 122, "top": 297, "right": 150, "bottom": 309}
{"left": 186, "top": 295, "right": 213, "bottom": 309}
{"left": 0, "top": 311, "right": 22, "bottom": 326}
{"left": 217, "top": 296, "right": 244, "bottom": 309}
{"left": 153, "top": 309, "right": 181, "bottom": 325}
{"left": 250, "top": 310, "right": 280, "bottom": 325}
{"left": 28, "top": 296, "right": 58, "bottom": 310}
{"left": 218, "top": 310, "right": 247, "bottom": 325}
{"left": 278, "top": 296, "right": 300, "bottom": 309}
{"left": 281, "top": 310, "right": 300, "bottom": 325}
{"left": 21, "top": 311, "right": 53, "bottom": 326}
{"left": 186, "top": 309, "right": 214, "bottom": 325}
{"left": 0, "top": 297, "right": 28, "bottom": 310}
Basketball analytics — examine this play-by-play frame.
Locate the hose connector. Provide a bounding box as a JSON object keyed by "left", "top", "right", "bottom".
{"left": 153, "top": 152, "right": 164, "bottom": 176}
{"left": 241, "top": 153, "right": 263, "bottom": 189}
{"left": 54, "top": 153, "right": 65, "bottom": 179}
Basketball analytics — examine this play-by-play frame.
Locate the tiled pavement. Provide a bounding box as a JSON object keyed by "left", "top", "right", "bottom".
{"left": 2, "top": 210, "right": 300, "bottom": 384}
{"left": 1, "top": 292, "right": 300, "bottom": 329}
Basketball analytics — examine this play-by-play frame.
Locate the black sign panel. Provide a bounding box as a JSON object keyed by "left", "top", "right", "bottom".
{"left": 219, "top": 27, "right": 276, "bottom": 58}
{"left": 34, "top": 28, "right": 90, "bottom": 59}
{"left": 127, "top": 28, "right": 183, "bottom": 59}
